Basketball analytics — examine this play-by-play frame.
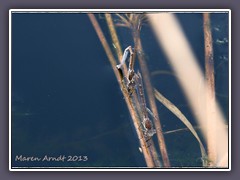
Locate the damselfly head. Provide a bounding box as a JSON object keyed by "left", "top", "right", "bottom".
{"left": 143, "top": 118, "right": 153, "bottom": 130}
{"left": 142, "top": 118, "right": 156, "bottom": 137}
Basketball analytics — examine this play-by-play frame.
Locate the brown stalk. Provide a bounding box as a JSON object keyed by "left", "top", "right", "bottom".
{"left": 112, "top": 13, "right": 163, "bottom": 167}
{"left": 105, "top": 14, "right": 159, "bottom": 166}
{"left": 114, "top": 13, "right": 170, "bottom": 167}
{"left": 130, "top": 16, "right": 170, "bottom": 167}
{"left": 88, "top": 13, "right": 155, "bottom": 167}
{"left": 203, "top": 13, "right": 217, "bottom": 166}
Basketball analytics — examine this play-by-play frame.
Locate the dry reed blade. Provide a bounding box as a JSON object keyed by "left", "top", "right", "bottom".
{"left": 88, "top": 13, "right": 155, "bottom": 167}
{"left": 154, "top": 89, "right": 208, "bottom": 166}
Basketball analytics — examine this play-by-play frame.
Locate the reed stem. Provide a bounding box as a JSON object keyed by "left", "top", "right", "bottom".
{"left": 88, "top": 13, "right": 155, "bottom": 167}
{"left": 203, "top": 13, "right": 217, "bottom": 167}
{"left": 132, "top": 23, "right": 170, "bottom": 167}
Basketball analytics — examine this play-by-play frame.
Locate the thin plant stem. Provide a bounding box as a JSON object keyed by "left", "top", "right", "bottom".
{"left": 88, "top": 13, "right": 155, "bottom": 167}
{"left": 203, "top": 13, "right": 217, "bottom": 167}
{"left": 104, "top": 14, "right": 124, "bottom": 65}
{"left": 132, "top": 23, "right": 170, "bottom": 167}
{"left": 113, "top": 13, "right": 170, "bottom": 167}
{"left": 148, "top": 139, "right": 162, "bottom": 167}
{"left": 105, "top": 13, "right": 161, "bottom": 167}
{"left": 163, "top": 125, "right": 228, "bottom": 135}
{"left": 164, "top": 126, "right": 201, "bottom": 135}
{"left": 113, "top": 13, "right": 164, "bottom": 167}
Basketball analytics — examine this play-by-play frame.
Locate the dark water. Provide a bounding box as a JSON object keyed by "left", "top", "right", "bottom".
{"left": 11, "top": 12, "right": 229, "bottom": 168}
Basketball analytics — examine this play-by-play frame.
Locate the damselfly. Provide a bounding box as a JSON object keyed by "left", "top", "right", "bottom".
{"left": 116, "top": 46, "right": 156, "bottom": 140}
{"left": 135, "top": 72, "right": 156, "bottom": 138}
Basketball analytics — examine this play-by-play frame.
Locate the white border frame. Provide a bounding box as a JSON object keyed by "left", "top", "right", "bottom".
{"left": 9, "top": 9, "right": 231, "bottom": 172}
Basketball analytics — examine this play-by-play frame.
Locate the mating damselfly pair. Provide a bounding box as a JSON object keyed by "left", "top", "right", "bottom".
{"left": 116, "top": 46, "right": 157, "bottom": 143}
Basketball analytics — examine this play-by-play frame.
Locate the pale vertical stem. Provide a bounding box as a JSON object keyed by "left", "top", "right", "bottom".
{"left": 203, "top": 13, "right": 217, "bottom": 166}
{"left": 88, "top": 13, "right": 155, "bottom": 167}
{"left": 133, "top": 32, "right": 170, "bottom": 167}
